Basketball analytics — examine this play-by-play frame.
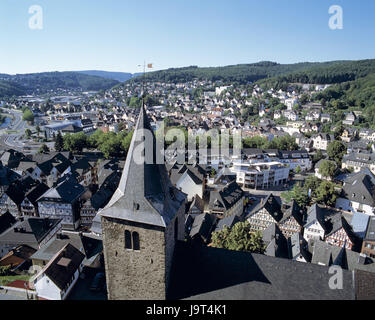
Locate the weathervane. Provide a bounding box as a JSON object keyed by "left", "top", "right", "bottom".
{"left": 137, "top": 62, "right": 153, "bottom": 107}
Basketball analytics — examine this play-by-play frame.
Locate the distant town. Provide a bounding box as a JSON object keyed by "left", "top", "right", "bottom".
{"left": 0, "top": 68, "right": 375, "bottom": 301}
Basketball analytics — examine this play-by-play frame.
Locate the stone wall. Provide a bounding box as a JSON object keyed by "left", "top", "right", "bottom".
{"left": 102, "top": 216, "right": 167, "bottom": 300}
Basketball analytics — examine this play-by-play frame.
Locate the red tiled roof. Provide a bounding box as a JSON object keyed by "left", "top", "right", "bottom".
{"left": 6, "top": 280, "right": 31, "bottom": 290}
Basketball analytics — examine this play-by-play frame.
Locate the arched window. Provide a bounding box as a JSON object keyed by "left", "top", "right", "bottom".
{"left": 132, "top": 232, "right": 140, "bottom": 251}
{"left": 125, "top": 230, "right": 132, "bottom": 249}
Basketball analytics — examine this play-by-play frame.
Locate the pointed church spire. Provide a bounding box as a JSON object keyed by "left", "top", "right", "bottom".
{"left": 100, "top": 104, "right": 186, "bottom": 228}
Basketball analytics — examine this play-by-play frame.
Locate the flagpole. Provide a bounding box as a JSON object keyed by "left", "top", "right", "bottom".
{"left": 143, "top": 61, "right": 146, "bottom": 108}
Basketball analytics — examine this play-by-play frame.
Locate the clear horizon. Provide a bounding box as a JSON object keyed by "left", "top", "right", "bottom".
{"left": 1, "top": 0, "right": 375, "bottom": 74}
{"left": 2, "top": 57, "right": 375, "bottom": 76}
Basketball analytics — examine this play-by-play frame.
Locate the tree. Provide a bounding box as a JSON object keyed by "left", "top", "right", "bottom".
{"left": 294, "top": 166, "right": 302, "bottom": 174}
{"left": 25, "top": 129, "right": 32, "bottom": 139}
{"left": 319, "top": 160, "right": 337, "bottom": 179}
{"left": 63, "top": 132, "right": 88, "bottom": 153}
{"left": 39, "top": 144, "right": 50, "bottom": 154}
{"left": 122, "top": 131, "right": 134, "bottom": 155}
{"left": 333, "top": 123, "right": 345, "bottom": 139}
{"left": 315, "top": 181, "right": 338, "bottom": 206}
{"left": 22, "top": 109, "right": 34, "bottom": 123}
{"left": 54, "top": 131, "right": 64, "bottom": 152}
{"left": 210, "top": 221, "right": 266, "bottom": 254}
{"left": 299, "top": 93, "right": 309, "bottom": 105}
{"left": 304, "top": 176, "right": 321, "bottom": 196}
{"left": 327, "top": 140, "right": 347, "bottom": 165}
{"left": 313, "top": 150, "right": 324, "bottom": 164}
{"left": 210, "top": 168, "right": 216, "bottom": 178}
{"left": 281, "top": 185, "right": 309, "bottom": 208}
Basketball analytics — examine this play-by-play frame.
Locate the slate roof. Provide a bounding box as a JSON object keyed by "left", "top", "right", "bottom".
{"left": 25, "top": 183, "right": 50, "bottom": 205}
{"left": 100, "top": 105, "right": 186, "bottom": 228}
{"left": 30, "top": 232, "right": 102, "bottom": 267}
{"left": 214, "top": 215, "right": 240, "bottom": 232}
{"left": 246, "top": 194, "right": 283, "bottom": 222}
{"left": 350, "top": 212, "right": 370, "bottom": 238}
{"left": 0, "top": 211, "right": 17, "bottom": 235}
{"left": 168, "top": 242, "right": 355, "bottom": 300}
{"left": 37, "top": 243, "right": 84, "bottom": 291}
{"left": 187, "top": 195, "right": 205, "bottom": 214}
{"left": 324, "top": 213, "right": 359, "bottom": 246}
{"left": 0, "top": 245, "right": 36, "bottom": 267}
{"left": 304, "top": 204, "right": 328, "bottom": 228}
{"left": 311, "top": 240, "right": 375, "bottom": 273}
{"left": 343, "top": 152, "right": 375, "bottom": 165}
{"left": 355, "top": 270, "right": 375, "bottom": 300}
{"left": 288, "top": 232, "right": 312, "bottom": 262}
{"left": 341, "top": 170, "right": 375, "bottom": 207}
{"left": 364, "top": 216, "right": 375, "bottom": 241}
{"left": 0, "top": 217, "right": 62, "bottom": 249}
{"left": 38, "top": 177, "right": 85, "bottom": 204}
{"left": 279, "top": 200, "right": 304, "bottom": 225}
{"left": 262, "top": 223, "right": 288, "bottom": 259}
{"left": 70, "top": 158, "right": 92, "bottom": 175}
{"left": 90, "top": 213, "right": 102, "bottom": 235}
{"left": 5, "top": 178, "right": 44, "bottom": 206}
{"left": 169, "top": 163, "right": 205, "bottom": 186}
{"left": 16, "top": 161, "right": 36, "bottom": 173}
{"left": 208, "top": 181, "right": 243, "bottom": 214}
{"left": 188, "top": 213, "right": 217, "bottom": 243}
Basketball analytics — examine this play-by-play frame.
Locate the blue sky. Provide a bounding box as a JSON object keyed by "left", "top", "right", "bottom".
{"left": 0, "top": 0, "right": 374, "bottom": 74}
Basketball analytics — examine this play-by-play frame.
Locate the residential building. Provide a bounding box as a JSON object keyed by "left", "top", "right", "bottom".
{"left": 361, "top": 216, "right": 375, "bottom": 258}
{"left": 33, "top": 243, "right": 85, "bottom": 300}
{"left": 207, "top": 181, "right": 244, "bottom": 218}
{"left": 312, "top": 133, "right": 335, "bottom": 151}
{"left": 0, "top": 217, "right": 62, "bottom": 258}
{"left": 335, "top": 169, "right": 375, "bottom": 216}
{"left": 232, "top": 161, "right": 290, "bottom": 189}
{"left": 342, "top": 153, "right": 375, "bottom": 174}
{"left": 37, "top": 177, "right": 85, "bottom": 230}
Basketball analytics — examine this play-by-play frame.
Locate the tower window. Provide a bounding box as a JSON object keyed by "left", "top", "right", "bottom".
{"left": 125, "top": 230, "right": 132, "bottom": 249}
{"left": 132, "top": 232, "right": 140, "bottom": 251}
{"left": 125, "top": 230, "right": 140, "bottom": 251}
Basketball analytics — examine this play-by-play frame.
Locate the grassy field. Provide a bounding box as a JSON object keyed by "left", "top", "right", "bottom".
{"left": 0, "top": 275, "right": 30, "bottom": 286}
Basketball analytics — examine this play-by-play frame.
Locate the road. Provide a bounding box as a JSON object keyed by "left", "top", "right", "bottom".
{"left": 0, "top": 109, "right": 51, "bottom": 154}
{"left": 0, "top": 110, "right": 27, "bottom": 151}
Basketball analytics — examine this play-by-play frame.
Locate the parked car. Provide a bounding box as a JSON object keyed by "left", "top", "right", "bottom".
{"left": 90, "top": 272, "right": 105, "bottom": 292}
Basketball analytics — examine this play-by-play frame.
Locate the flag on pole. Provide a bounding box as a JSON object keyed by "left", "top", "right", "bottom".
{"left": 147, "top": 63, "right": 153, "bottom": 68}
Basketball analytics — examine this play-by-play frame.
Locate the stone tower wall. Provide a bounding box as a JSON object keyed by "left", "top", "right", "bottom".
{"left": 102, "top": 216, "right": 167, "bottom": 300}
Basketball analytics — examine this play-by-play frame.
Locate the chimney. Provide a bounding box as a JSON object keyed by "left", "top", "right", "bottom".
{"left": 358, "top": 253, "right": 367, "bottom": 265}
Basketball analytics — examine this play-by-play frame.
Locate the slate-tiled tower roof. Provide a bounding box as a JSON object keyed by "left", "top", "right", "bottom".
{"left": 100, "top": 105, "right": 186, "bottom": 228}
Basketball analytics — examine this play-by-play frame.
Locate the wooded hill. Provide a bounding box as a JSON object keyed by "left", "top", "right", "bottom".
{"left": 0, "top": 71, "right": 120, "bottom": 98}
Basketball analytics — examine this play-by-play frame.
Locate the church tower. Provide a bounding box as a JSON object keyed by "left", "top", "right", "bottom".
{"left": 100, "top": 105, "right": 186, "bottom": 300}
